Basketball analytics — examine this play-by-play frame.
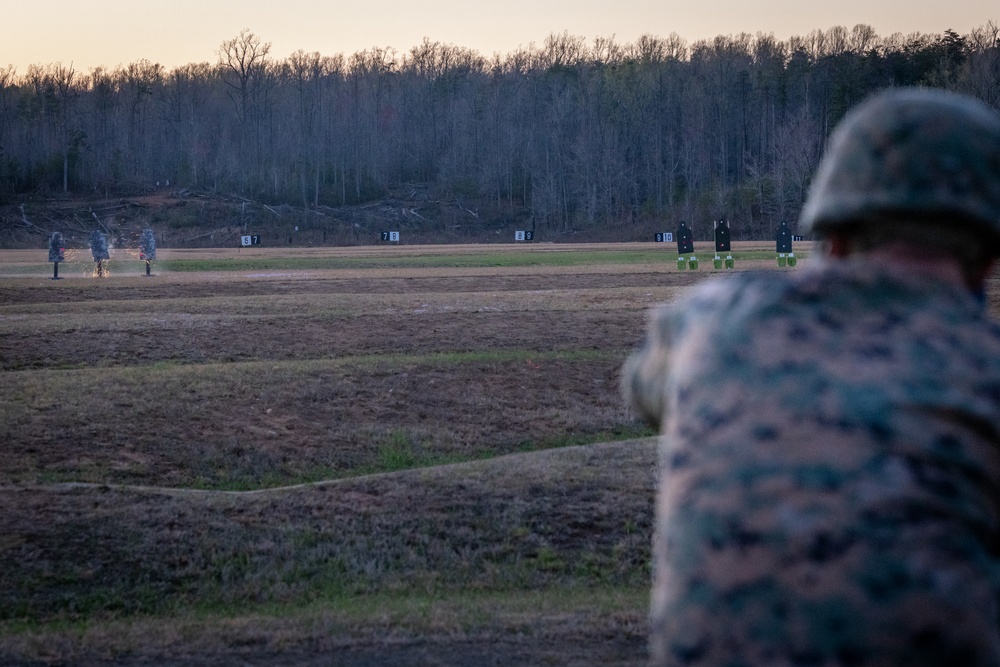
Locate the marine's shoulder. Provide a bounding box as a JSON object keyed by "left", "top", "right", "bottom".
{"left": 656, "top": 260, "right": 997, "bottom": 333}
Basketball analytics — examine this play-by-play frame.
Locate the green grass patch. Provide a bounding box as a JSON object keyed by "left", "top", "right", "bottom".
{"left": 3, "top": 347, "right": 619, "bottom": 381}
{"left": 1, "top": 347, "right": 636, "bottom": 489}
{"left": 152, "top": 248, "right": 804, "bottom": 272}
{"left": 0, "top": 440, "right": 657, "bottom": 626}
{"left": 0, "top": 250, "right": 811, "bottom": 282}
{"left": 155, "top": 251, "right": 648, "bottom": 272}
{"left": 0, "top": 585, "right": 648, "bottom": 661}
{"left": 517, "top": 424, "right": 658, "bottom": 452}
{"left": 180, "top": 585, "right": 649, "bottom": 634}
{"left": 0, "top": 244, "right": 812, "bottom": 276}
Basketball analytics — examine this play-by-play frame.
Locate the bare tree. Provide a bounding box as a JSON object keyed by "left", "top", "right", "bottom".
{"left": 958, "top": 21, "right": 1000, "bottom": 106}
{"left": 218, "top": 29, "right": 274, "bottom": 189}
{"left": 0, "top": 64, "right": 16, "bottom": 190}
{"left": 1, "top": 25, "right": 998, "bottom": 239}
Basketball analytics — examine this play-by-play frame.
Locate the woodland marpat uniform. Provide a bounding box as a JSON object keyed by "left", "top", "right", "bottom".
{"left": 624, "top": 259, "right": 1000, "bottom": 666}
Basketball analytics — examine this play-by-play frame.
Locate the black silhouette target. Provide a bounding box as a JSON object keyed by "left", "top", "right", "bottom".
{"left": 714, "top": 220, "right": 731, "bottom": 253}
{"left": 676, "top": 222, "right": 694, "bottom": 255}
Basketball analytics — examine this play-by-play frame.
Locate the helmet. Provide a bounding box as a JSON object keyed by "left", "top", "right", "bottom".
{"left": 799, "top": 87, "right": 1000, "bottom": 240}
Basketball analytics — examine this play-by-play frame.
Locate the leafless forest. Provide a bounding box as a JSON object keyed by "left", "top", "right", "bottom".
{"left": 1, "top": 23, "right": 999, "bottom": 239}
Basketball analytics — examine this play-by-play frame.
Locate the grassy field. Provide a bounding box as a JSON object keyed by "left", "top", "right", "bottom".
{"left": 1, "top": 241, "right": 805, "bottom": 665}
{"left": 0, "top": 240, "right": 796, "bottom": 276}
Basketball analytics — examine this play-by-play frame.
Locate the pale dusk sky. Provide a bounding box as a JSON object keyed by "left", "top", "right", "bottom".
{"left": 2, "top": 0, "right": 996, "bottom": 73}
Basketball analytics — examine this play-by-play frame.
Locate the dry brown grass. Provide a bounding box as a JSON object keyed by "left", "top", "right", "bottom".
{"left": 1, "top": 267, "right": 674, "bottom": 489}
{"left": 18, "top": 244, "right": 1000, "bottom": 665}
{"left": 1, "top": 244, "right": 691, "bottom": 664}
{"left": 1, "top": 449, "right": 655, "bottom": 665}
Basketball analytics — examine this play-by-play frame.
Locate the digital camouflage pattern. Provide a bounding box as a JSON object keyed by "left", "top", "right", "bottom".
{"left": 799, "top": 87, "right": 1000, "bottom": 239}
{"left": 90, "top": 230, "right": 110, "bottom": 261}
{"left": 139, "top": 228, "right": 156, "bottom": 261}
{"left": 48, "top": 231, "right": 64, "bottom": 263}
{"left": 624, "top": 259, "right": 1000, "bottom": 666}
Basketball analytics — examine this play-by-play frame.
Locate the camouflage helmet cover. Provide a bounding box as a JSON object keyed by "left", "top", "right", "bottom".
{"left": 799, "top": 87, "right": 1000, "bottom": 239}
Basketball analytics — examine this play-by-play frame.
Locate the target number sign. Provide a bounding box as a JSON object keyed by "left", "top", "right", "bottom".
{"left": 515, "top": 230, "right": 534, "bottom": 241}
{"left": 241, "top": 235, "right": 261, "bottom": 246}
{"left": 381, "top": 231, "right": 400, "bottom": 242}
{"left": 654, "top": 233, "right": 674, "bottom": 242}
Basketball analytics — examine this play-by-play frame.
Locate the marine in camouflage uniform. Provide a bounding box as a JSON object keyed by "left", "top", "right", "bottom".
{"left": 624, "top": 88, "right": 1000, "bottom": 666}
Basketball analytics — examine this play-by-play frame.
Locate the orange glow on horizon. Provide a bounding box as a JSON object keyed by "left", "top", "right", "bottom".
{"left": 2, "top": 0, "right": 996, "bottom": 74}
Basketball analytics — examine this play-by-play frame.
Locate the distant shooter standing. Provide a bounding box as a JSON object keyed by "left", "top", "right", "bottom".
{"left": 624, "top": 87, "right": 1000, "bottom": 665}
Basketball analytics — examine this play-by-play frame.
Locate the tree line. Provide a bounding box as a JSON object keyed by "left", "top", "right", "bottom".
{"left": 1, "top": 23, "right": 998, "bottom": 239}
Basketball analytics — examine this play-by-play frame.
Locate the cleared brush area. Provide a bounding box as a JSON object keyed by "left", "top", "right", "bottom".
{"left": 2, "top": 351, "right": 642, "bottom": 489}
{"left": 1, "top": 271, "right": 674, "bottom": 488}
{"left": 0, "top": 243, "right": 826, "bottom": 665}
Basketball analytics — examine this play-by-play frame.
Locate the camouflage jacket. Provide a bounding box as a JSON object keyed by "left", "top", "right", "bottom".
{"left": 624, "top": 259, "right": 1000, "bottom": 666}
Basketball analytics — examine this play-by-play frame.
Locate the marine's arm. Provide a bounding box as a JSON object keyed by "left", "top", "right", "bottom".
{"left": 622, "top": 307, "right": 675, "bottom": 431}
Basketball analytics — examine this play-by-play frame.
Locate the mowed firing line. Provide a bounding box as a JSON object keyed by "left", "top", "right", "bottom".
{"left": 0, "top": 239, "right": 813, "bottom": 277}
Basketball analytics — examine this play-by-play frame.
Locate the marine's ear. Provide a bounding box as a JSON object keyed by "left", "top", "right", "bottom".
{"left": 825, "top": 232, "right": 851, "bottom": 258}
{"left": 966, "top": 257, "right": 998, "bottom": 293}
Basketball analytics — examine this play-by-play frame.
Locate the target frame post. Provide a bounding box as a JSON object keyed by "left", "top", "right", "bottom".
{"left": 713, "top": 219, "right": 733, "bottom": 270}
{"left": 775, "top": 221, "right": 794, "bottom": 268}
{"left": 48, "top": 232, "right": 65, "bottom": 280}
{"left": 675, "top": 221, "right": 695, "bottom": 270}
{"left": 90, "top": 230, "right": 110, "bottom": 277}
{"left": 139, "top": 228, "right": 157, "bottom": 276}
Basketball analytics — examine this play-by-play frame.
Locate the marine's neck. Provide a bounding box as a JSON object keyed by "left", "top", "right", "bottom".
{"left": 826, "top": 235, "right": 988, "bottom": 292}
